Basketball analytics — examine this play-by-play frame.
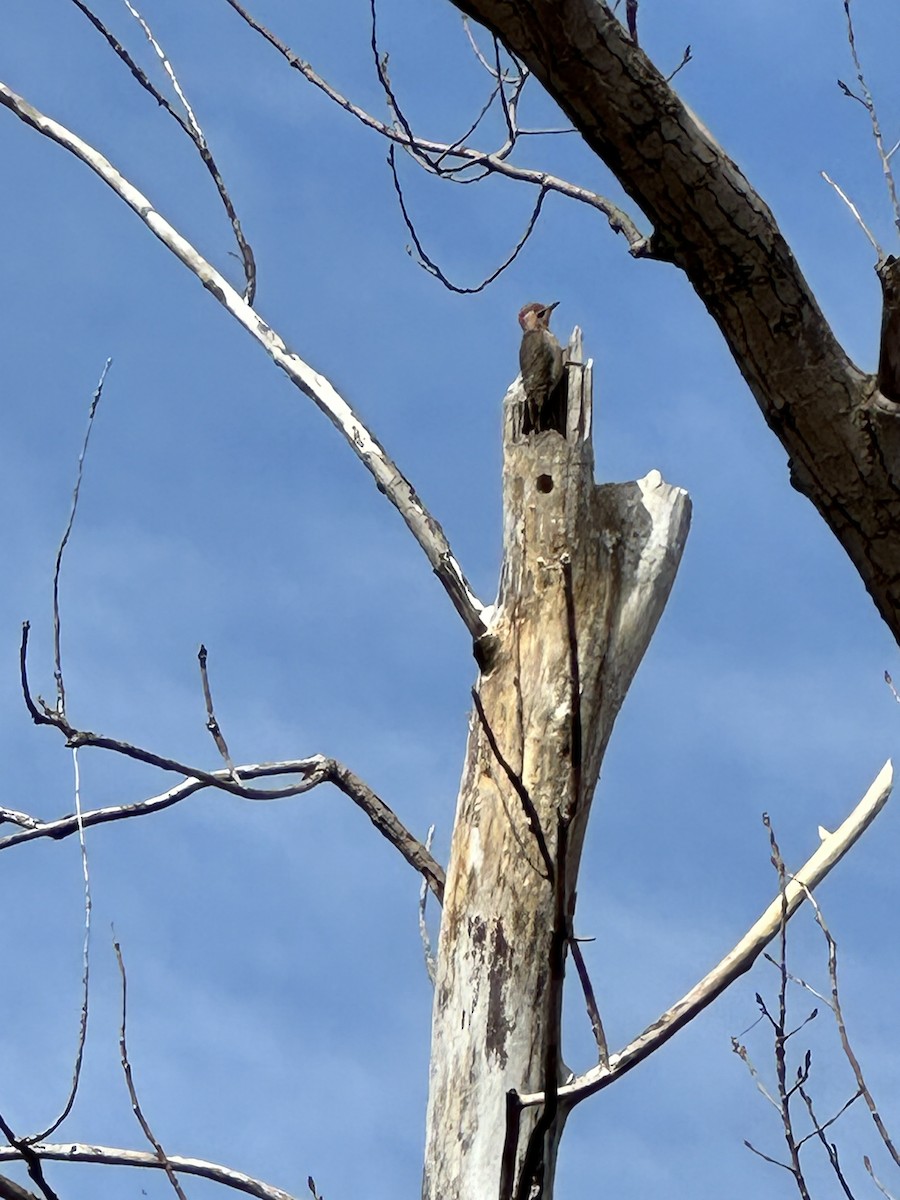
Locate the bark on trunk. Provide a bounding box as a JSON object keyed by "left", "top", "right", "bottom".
{"left": 446, "top": 0, "right": 900, "bottom": 644}
{"left": 423, "top": 334, "right": 690, "bottom": 1199}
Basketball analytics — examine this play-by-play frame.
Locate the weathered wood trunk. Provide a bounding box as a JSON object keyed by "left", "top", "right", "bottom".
{"left": 422, "top": 332, "right": 691, "bottom": 1199}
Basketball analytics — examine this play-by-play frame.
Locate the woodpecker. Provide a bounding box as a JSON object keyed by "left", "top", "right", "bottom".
{"left": 518, "top": 301, "right": 564, "bottom": 434}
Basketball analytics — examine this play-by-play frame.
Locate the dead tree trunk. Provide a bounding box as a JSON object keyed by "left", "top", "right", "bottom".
{"left": 423, "top": 332, "right": 691, "bottom": 1199}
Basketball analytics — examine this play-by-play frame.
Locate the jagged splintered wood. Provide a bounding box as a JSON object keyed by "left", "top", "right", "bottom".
{"left": 423, "top": 331, "right": 691, "bottom": 1200}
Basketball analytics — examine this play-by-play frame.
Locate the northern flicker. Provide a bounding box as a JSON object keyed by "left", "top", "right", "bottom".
{"left": 518, "top": 301, "right": 564, "bottom": 434}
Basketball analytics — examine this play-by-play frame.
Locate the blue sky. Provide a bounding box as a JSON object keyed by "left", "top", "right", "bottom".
{"left": 1, "top": 1, "right": 899, "bottom": 1197}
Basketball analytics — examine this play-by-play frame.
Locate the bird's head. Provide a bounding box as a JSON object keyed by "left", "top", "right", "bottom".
{"left": 518, "top": 301, "right": 559, "bottom": 332}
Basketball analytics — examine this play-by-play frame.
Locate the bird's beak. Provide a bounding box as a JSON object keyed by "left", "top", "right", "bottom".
{"left": 547, "top": 301, "right": 560, "bottom": 313}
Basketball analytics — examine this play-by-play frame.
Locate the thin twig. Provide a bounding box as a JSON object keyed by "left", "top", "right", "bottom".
{"left": 800, "top": 883, "right": 900, "bottom": 1169}
{"left": 865, "top": 1156, "right": 899, "bottom": 1200}
{"left": 821, "top": 171, "right": 882, "bottom": 256}
{"left": 514, "top": 557, "right": 585, "bottom": 1199}
{"left": 52, "top": 359, "right": 110, "bottom": 719}
{"left": 114, "top": 938, "right": 189, "bottom": 1199}
{"left": 840, "top": 0, "right": 900, "bottom": 235}
{"left": 28, "top": 747, "right": 93, "bottom": 1143}
{"left": 666, "top": 45, "right": 692, "bottom": 84}
{"left": 389, "top": 145, "right": 548, "bottom": 292}
{"left": 69, "top": 0, "right": 257, "bottom": 301}
{"left": 625, "top": 0, "right": 638, "bottom": 46}
{"left": 197, "top": 644, "right": 240, "bottom": 784}
{"left": 764, "top": 815, "right": 813, "bottom": 1200}
{"left": 568, "top": 938, "right": 609, "bottom": 1068}
{"left": 732, "top": 1038, "right": 781, "bottom": 1111}
{"left": 798, "top": 1090, "right": 857, "bottom": 1199}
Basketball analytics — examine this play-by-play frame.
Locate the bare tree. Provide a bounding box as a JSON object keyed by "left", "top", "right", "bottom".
{"left": 0, "top": 3, "right": 896, "bottom": 1200}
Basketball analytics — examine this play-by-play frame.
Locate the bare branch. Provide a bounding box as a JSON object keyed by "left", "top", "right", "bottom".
{"left": 0, "top": 1143, "right": 298, "bottom": 1200}
{"left": 840, "top": 0, "right": 900, "bottom": 235}
{"left": 52, "top": 358, "right": 110, "bottom": 719}
{"left": 0, "top": 740, "right": 446, "bottom": 901}
{"left": 114, "top": 940, "right": 189, "bottom": 1199}
{"left": 198, "top": 644, "right": 241, "bottom": 783}
{"left": 390, "top": 146, "right": 548, "bottom": 293}
{"left": 625, "top": 0, "right": 638, "bottom": 46}
{"left": 821, "top": 171, "right": 882, "bottom": 257}
{"left": 865, "top": 1156, "right": 899, "bottom": 1200}
{"left": 28, "top": 748, "right": 92, "bottom": 1143}
{"left": 665, "top": 45, "right": 692, "bottom": 84}
{"left": 0, "top": 82, "right": 487, "bottom": 639}
{"left": 763, "top": 816, "right": 813, "bottom": 1200}
{"left": 219, "top": 0, "right": 648, "bottom": 252}
{"left": 568, "top": 937, "right": 609, "bottom": 1069}
{"left": 800, "top": 884, "right": 900, "bottom": 1169}
{"left": 69, "top": 0, "right": 257, "bottom": 302}
{"left": 519, "top": 760, "right": 894, "bottom": 1108}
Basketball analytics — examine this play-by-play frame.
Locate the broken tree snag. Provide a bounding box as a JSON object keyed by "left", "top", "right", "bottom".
{"left": 422, "top": 329, "right": 691, "bottom": 1200}
{"left": 877, "top": 256, "right": 900, "bottom": 405}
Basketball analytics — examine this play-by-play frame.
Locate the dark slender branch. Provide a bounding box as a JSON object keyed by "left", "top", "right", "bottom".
{"left": 389, "top": 146, "right": 549, "bottom": 293}
{"left": 369, "top": 0, "right": 432, "bottom": 166}
{"left": 764, "top": 815, "right": 813, "bottom": 1200}
{"left": 742, "top": 1140, "right": 794, "bottom": 1173}
{"left": 328, "top": 762, "right": 446, "bottom": 902}
{"left": 0, "top": 1114, "right": 59, "bottom": 1200}
{"left": 52, "top": 358, "right": 110, "bottom": 719}
{"left": 470, "top": 687, "right": 554, "bottom": 880}
{"left": 797, "top": 1089, "right": 858, "bottom": 1199}
{"left": 69, "top": 0, "right": 256, "bottom": 301}
{"left": 498, "top": 1091, "right": 522, "bottom": 1200}
{"left": 666, "top": 45, "right": 692, "bottom": 83}
{"left": 515, "top": 557, "right": 584, "bottom": 1198}
{"left": 625, "top": 0, "right": 638, "bottom": 45}
{"left": 114, "top": 938, "right": 189, "bottom": 1200}
{"left": 568, "top": 938, "right": 609, "bottom": 1068}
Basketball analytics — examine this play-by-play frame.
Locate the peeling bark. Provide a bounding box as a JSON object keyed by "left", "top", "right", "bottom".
{"left": 446, "top": 0, "right": 900, "bottom": 642}
{"left": 423, "top": 335, "right": 690, "bottom": 1199}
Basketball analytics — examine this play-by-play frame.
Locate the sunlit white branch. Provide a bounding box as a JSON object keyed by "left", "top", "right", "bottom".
{"left": 519, "top": 760, "right": 894, "bottom": 1109}
{"left": 0, "top": 81, "right": 486, "bottom": 639}
{"left": 0, "top": 1144, "right": 296, "bottom": 1200}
